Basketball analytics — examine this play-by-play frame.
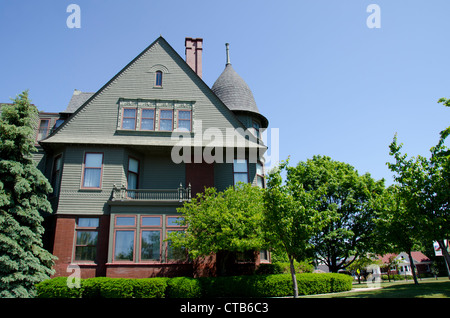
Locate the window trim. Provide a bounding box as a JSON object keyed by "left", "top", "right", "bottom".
{"left": 127, "top": 156, "right": 140, "bottom": 191}
{"left": 73, "top": 217, "right": 99, "bottom": 263}
{"left": 158, "top": 109, "right": 174, "bottom": 131}
{"left": 140, "top": 108, "right": 156, "bottom": 131}
{"left": 252, "top": 120, "right": 261, "bottom": 139}
{"left": 140, "top": 215, "right": 162, "bottom": 228}
{"left": 139, "top": 228, "right": 162, "bottom": 263}
{"left": 177, "top": 110, "right": 192, "bottom": 132}
{"left": 256, "top": 161, "right": 265, "bottom": 188}
{"left": 81, "top": 152, "right": 104, "bottom": 189}
{"left": 114, "top": 215, "right": 136, "bottom": 227}
{"left": 113, "top": 229, "right": 136, "bottom": 263}
{"left": 165, "top": 215, "right": 187, "bottom": 263}
{"left": 233, "top": 159, "right": 249, "bottom": 185}
{"left": 155, "top": 71, "right": 163, "bottom": 87}
{"left": 50, "top": 153, "right": 63, "bottom": 197}
{"left": 121, "top": 107, "right": 137, "bottom": 130}
{"left": 36, "top": 118, "right": 51, "bottom": 142}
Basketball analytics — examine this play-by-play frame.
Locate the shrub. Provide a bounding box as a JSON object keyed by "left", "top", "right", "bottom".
{"left": 36, "top": 277, "right": 82, "bottom": 298}
{"left": 199, "top": 273, "right": 352, "bottom": 298}
{"left": 131, "top": 278, "right": 168, "bottom": 298}
{"left": 36, "top": 273, "right": 353, "bottom": 298}
{"left": 166, "top": 277, "right": 202, "bottom": 298}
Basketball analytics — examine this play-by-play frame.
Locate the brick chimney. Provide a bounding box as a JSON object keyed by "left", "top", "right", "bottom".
{"left": 185, "top": 37, "right": 203, "bottom": 78}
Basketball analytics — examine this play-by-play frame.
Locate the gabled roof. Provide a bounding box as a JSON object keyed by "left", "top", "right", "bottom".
{"left": 61, "top": 90, "right": 94, "bottom": 114}
{"left": 41, "top": 36, "right": 264, "bottom": 150}
{"left": 378, "top": 252, "right": 431, "bottom": 264}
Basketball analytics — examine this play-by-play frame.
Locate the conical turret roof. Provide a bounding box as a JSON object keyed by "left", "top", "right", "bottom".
{"left": 211, "top": 44, "right": 268, "bottom": 128}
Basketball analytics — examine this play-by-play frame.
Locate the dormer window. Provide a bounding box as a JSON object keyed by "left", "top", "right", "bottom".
{"left": 155, "top": 71, "right": 163, "bottom": 87}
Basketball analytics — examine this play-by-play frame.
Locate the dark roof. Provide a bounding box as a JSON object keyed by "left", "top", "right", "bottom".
{"left": 62, "top": 90, "right": 94, "bottom": 113}
{"left": 212, "top": 63, "right": 268, "bottom": 128}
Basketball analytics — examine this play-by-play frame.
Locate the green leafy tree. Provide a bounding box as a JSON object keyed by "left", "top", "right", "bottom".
{"left": 0, "top": 91, "right": 55, "bottom": 297}
{"left": 286, "top": 155, "right": 386, "bottom": 273}
{"left": 263, "top": 160, "right": 332, "bottom": 298}
{"left": 169, "top": 183, "right": 265, "bottom": 276}
{"left": 374, "top": 185, "right": 422, "bottom": 284}
{"left": 387, "top": 132, "right": 450, "bottom": 280}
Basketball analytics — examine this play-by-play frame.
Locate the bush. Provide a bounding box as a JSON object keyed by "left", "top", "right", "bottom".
{"left": 199, "top": 273, "right": 353, "bottom": 298}
{"left": 37, "top": 277, "right": 168, "bottom": 298}
{"left": 36, "top": 273, "right": 353, "bottom": 298}
{"left": 131, "top": 278, "right": 168, "bottom": 298}
{"left": 35, "top": 277, "right": 82, "bottom": 298}
{"left": 166, "top": 277, "right": 202, "bottom": 298}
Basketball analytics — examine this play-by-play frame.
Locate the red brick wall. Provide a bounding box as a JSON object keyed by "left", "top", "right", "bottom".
{"left": 51, "top": 215, "right": 110, "bottom": 278}
{"left": 106, "top": 263, "right": 193, "bottom": 278}
{"left": 52, "top": 216, "right": 76, "bottom": 277}
{"left": 186, "top": 161, "right": 214, "bottom": 196}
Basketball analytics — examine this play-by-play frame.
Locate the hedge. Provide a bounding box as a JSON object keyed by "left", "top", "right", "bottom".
{"left": 35, "top": 273, "right": 353, "bottom": 298}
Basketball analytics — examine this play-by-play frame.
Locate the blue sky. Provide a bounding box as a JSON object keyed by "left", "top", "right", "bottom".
{"left": 1, "top": 1, "right": 450, "bottom": 184}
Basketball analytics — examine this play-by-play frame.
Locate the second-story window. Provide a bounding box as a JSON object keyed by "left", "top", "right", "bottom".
{"left": 155, "top": 71, "right": 163, "bottom": 87}
{"left": 256, "top": 162, "right": 265, "bottom": 188}
{"left": 233, "top": 159, "right": 249, "bottom": 185}
{"left": 127, "top": 157, "right": 139, "bottom": 198}
{"left": 51, "top": 154, "right": 63, "bottom": 196}
{"left": 82, "top": 153, "right": 103, "bottom": 189}
{"left": 159, "top": 110, "right": 173, "bottom": 131}
{"left": 122, "top": 108, "right": 137, "bottom": 130}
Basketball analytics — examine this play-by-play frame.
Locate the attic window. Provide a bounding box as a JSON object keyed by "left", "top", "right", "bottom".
{"left": 155, "top": 71, "right": 163, "bottom": 87}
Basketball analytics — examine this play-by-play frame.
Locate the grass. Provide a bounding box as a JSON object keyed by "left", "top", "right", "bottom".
{"left": 303, "top": 277, "right": 450, "bottom": 298}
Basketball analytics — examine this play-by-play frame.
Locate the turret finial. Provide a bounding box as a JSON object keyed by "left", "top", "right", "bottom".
{"left": 225, "top": 43, "right": 231, "bottom": 65}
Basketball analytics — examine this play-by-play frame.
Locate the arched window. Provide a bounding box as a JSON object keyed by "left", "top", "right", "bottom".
{"left": 155, "top": 71, "right": 163, "bottom": 87}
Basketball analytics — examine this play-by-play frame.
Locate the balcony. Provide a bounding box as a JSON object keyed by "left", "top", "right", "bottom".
{"left": 110, "top": 183, "right": 191, "bottom": 205}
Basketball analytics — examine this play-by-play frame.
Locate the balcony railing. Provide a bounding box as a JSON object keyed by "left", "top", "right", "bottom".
{"left": 111, "top": 183, "right": 191, "bottom": 202}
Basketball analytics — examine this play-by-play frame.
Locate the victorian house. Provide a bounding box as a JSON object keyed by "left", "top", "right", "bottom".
{"left": 30, "top": 36, "right": 269, "bottom": 278}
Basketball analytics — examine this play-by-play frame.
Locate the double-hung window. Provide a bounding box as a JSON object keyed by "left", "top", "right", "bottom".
{"left": 233, "top": 159, "right": 249, "bottom": 185}
{"left": 252, "top": 121, "right": 261, "bottom": 140}
{"left": 51, "top": 155, "right": 63, "bottom": 196}
{"left": 122, "top": 108, "right": 137, "bottom": 130}
{"left": 140, "top": 109, "right": 155, "bottom": 130}
{"left": 74, "top": 218, "right": 99, "bottom": 261}
{"left": 177, "top": 110, "right": 192, "bottom": 132}
{"left": 256, "top": 162, "right": 265, "bottom": 188}
{"left": 82, "top": 153, "right": 103, "bottom": 188}
{"left": 159, "top": 110, "right": 173, "bottom": 131}
{"left": 127, "top": 157, "right": 139, "bottom": 198}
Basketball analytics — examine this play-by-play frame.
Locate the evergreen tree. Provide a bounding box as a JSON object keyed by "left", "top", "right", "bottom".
{"left": 0, "top": 91, "right": 55, "bottom": 298}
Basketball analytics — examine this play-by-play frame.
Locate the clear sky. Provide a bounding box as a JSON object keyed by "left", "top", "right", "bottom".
{"left": 1, "top": 0, "right": 450, "bottom": 185}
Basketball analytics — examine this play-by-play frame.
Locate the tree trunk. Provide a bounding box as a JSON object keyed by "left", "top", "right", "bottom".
{"left": 407, "top": 250, "right": 419, "bottom": 285}
{"left": 437, "top": 239, "right": 450, "bottom": 280}
{"left": 288, "top": 254, "right": 299, "bottom": 298}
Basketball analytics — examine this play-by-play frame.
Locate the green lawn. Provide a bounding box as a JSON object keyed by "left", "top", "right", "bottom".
{"left": 304, "top": 277, "right": 450, "bottom": 298}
